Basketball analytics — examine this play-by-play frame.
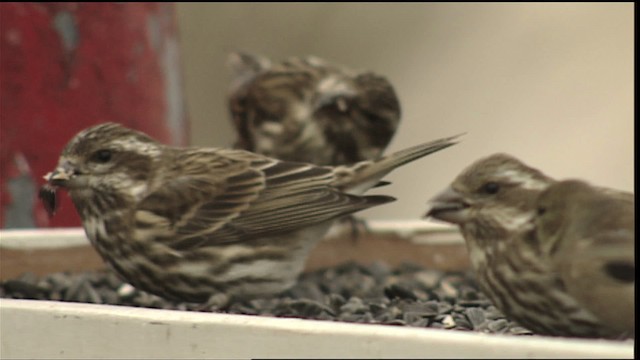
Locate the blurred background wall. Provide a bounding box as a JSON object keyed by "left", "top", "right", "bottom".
{"left": 176, "top": 3, "right": 633, "bottom": 221}
{"left": 0, "top": 3, "right": 187, "bottom": 228}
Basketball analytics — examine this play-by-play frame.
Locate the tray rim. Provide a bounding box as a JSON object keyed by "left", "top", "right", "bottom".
{"left": 0, "top": 298, "right": 634, "bottom": 359}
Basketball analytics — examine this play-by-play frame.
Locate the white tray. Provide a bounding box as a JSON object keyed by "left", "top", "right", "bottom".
{"left": 1, "top": 299, "right": 633, "bottom": 359}
{"left": 0, "top": 224, "right": 634, "bottom": 359}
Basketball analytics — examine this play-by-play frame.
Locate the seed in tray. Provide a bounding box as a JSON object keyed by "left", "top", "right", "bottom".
{"left": 0, "top": 262, "right": 534, "bottom": 336}
{"left": 38, "top": 183, "right": 59, "bottom": 217}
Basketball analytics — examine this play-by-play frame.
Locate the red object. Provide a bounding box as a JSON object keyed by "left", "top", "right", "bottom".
{"left": 1, "top": 3, "right": 189, "bottom": 228}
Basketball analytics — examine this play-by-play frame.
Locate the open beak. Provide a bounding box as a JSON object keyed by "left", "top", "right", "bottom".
{"left": 424, "top": 186, "right": 470, "bottom": 224}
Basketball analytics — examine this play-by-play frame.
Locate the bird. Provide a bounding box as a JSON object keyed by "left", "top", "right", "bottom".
{"left": 226, "top": 51, "right": 401, "bottom": 166}
{"left": 424, "top": 153, "right": 628, "bottom": 338}
{"left": 42, "top": 122, "right": 460, "bottom": 307}
{"left": 534, "top": 179, "right": 635, "bottom": 337}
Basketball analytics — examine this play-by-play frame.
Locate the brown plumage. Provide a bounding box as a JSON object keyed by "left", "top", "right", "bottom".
{"left": 227, "top": 52, "right": 401, "bottom": 166}
{"left": 535, "top": 179, "right": 635, "bottom": 337}
{"left": 43, "top": 122, "right": 460, "bottom": 306}
{"left": 425, "top": 153, "right": 631, "bottom": 338}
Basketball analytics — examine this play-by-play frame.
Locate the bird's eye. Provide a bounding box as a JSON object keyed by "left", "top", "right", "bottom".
{"left": 481, "top": 182, "right": 500, "bottom": 195}
{"left": 537, "top": 206, "right": 547, "bottom": 216}
{"left": 91, "top": 149, "right": 113, "bottom": 163}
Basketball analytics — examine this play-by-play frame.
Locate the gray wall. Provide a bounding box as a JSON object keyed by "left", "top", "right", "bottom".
{"left": 176, "top": 3, "right": 633, "bottom": 221}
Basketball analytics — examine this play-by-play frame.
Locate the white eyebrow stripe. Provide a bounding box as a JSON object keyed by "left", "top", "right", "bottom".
{"left": 499, "top": 170, "right": 549, "bottom": 190}
{"left": 109, "top": 138, "right": 162, "bottom": 156}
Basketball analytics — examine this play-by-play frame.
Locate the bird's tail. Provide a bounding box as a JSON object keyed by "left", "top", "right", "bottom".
{"left": 335, "top": 133, "right": 464, "bottom": 195}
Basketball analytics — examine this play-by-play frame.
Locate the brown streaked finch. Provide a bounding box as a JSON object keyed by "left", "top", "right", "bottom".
{"left": 534, "top": 179, "right": 635, "bottom": 337}
{"left": 42, "top": 122, "right": 460, "bottom": 307}
{"left": 424, "top": 153, "right": 625, "bottom": 338}
{"left": 226, "top": 52, "right": 401, "bottom": 166}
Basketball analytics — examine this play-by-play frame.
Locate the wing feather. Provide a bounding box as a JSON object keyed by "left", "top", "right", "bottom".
{"left": 136, "top": 150, "right": 393, "bottom": 250}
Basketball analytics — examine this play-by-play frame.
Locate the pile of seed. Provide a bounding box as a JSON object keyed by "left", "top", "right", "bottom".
{"left": 1, "top": 261, "right": 532, "bottom": 336}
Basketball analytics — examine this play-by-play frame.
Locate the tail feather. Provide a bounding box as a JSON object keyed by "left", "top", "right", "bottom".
{"left": 373, "top": 133, "right": 464, "bottom": 172}
{"left": 337, "top": 133, "right": 464, "bottom": 194}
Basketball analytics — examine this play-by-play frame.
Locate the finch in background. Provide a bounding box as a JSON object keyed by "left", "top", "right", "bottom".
{"left": 227, "top": 52, "right": 401, "bottom": 166}
{"left": 535, "top": 179, "right": 635, "bottom": 337}
{"left": 42, "top": 122, "right": 460, "bottom": 307}
{"left": 424, "top": 153, "right": 629, "bottom": 338}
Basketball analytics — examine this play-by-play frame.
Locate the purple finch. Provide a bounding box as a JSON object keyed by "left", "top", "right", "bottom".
{"left": 43, "top": 122, "right": 459, "bottom": 307}
{"left": 425, "top": 153, "right": 628, "bottom": 338}
{"left": 227, "top": 52, "right": 401, "bottom": 166}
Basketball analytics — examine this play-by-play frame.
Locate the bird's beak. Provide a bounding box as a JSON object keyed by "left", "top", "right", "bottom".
{"left": 424, "top": 186, "right": 470, "bottom": 224}
{"left": 43, "top": 161, "right": 76, "bottom": 187}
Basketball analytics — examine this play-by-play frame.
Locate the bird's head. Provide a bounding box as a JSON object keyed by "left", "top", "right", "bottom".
{"left": 425, "top": 153, "right": 554, "bottom": 244}
{"left": 43, "top": 123, "right": 163, "bottom": 208}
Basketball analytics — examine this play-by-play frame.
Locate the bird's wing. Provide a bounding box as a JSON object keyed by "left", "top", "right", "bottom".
{"left": 569, "top": 230, "right": 635, "bottom": 284}
{"left": 136, "top": 150, "right": 392, "bottom": 250}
